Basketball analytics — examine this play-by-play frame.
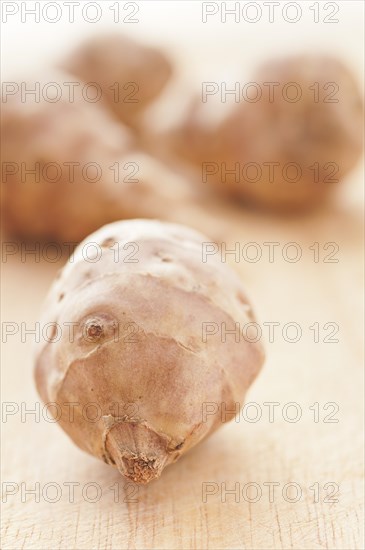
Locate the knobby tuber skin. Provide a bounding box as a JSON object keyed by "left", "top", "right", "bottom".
{"left": 62, "top": 34, "right": 172, "bottom": 129}
{"left": 1, "top": 85, "right": 203, "bottom": 242}
{"left": 166, "top": 55, "right": 363, "bottom": 211}
{"left": 34, "top": 219, "right": 265, "bottom": 484}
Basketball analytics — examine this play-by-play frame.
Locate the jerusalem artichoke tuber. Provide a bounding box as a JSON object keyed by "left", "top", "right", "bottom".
{"left": 34, "top": 219, "right": 265, "bottom": 484}
{"left": 165, "top": 55, "right": 363, "bottom": 211}
{"left": 1, "top": 86, "right": 207, "bottom": 242}
{"left": 61, "top": 34, "right": 172, "bottom": 129}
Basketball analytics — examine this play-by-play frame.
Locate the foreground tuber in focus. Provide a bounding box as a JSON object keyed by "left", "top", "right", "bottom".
{"left": 34, "top": 220, "right": 265, "bottom": 484}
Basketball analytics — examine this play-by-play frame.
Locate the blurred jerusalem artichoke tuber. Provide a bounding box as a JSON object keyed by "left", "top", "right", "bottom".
{"left": 1, "top": 87, "right": 131, "bottom": 240}
{"left": 34, "top": 219, "right": 265, "bottom": 484}
{"left": 1, "top": 86, "right": 209, "bottom": 242}
{"left": 165, "top": 55, "right": 363, "bottom": 211}
{"left": 61, "top": 34, "right": 173, "bottom": 129}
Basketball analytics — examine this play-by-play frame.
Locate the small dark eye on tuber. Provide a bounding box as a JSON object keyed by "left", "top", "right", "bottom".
{"left": 34, "top": 219, "right": 265, "bottom": 484}
{"left": 84, "top": 319, "right": 104, "bottom": 341}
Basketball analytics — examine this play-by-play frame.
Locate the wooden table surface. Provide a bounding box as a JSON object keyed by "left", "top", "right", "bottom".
{"left": 1, "top": 170, "right": 364, "bottom": 549}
